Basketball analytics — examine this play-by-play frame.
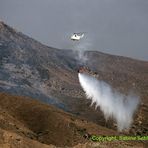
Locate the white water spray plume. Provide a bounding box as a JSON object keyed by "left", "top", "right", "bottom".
{"left": 78, "top": 73, "right": 140, "bottom": 131}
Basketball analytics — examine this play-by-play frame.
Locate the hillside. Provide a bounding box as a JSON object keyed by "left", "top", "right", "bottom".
{"left": 0, "top": 21, "right": 148, "bottom": 147}
{"left": 0, "top": 93, "right": 146, "bottom": 147}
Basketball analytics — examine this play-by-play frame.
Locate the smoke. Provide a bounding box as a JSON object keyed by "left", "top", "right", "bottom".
{"left": 72, "top": 36, "right": 92, "bottom": 64}
{"left": 78, "top": 73, "right": 140, "bottom": 131}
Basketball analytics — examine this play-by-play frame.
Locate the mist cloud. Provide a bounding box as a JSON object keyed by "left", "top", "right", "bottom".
{"left": 78, "top": 73, "right": 140, "bottom": 131}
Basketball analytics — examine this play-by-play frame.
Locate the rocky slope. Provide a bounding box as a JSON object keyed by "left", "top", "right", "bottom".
{"left": 0, "top": 21, "right": 148, "bottom": 140}
{"left": 0, "top": 93, "right": 146, "bottom": 148}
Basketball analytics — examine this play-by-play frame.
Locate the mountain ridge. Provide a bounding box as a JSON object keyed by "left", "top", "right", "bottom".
{"left": 0, "top": 21, "right": 148, "bottom": 139}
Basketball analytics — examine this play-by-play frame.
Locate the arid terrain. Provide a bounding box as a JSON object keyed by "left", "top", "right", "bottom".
{"left": 0, "top": 93, "right": 146, "bottom": 148}
{"left": 0, "top": 21, "right": 148, "bottom": 147}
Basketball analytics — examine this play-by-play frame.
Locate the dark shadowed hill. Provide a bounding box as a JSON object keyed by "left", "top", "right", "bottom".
{"left": 0, "top": 93, "right": 146, "bottom": 147}
{"left": 0, "top": 21, "right": 148, "bottom": 141}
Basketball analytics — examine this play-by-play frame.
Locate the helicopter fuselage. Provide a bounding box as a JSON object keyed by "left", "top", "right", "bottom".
{"left": 71, "top": 33, "right": 84, "bottom": 41}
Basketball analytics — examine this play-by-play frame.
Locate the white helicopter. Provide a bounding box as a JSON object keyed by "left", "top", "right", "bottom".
{"left": 71, "top": 32, "right": 84, "bottom": 41}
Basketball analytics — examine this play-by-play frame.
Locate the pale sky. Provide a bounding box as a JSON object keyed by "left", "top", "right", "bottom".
{"left": 0, "top": 0, "right": 148, "bottom": 61}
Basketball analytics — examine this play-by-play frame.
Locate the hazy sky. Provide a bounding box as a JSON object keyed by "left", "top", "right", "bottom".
{"left": 0, "top": 0, "right": 148, "bottom": 61}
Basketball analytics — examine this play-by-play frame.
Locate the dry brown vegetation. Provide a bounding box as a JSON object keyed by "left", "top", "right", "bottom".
{"left": 0, "top": 21, "right": 148, "bottom": 147}
{"left": 0, "top": 93, "right": 146, "bottom": 148}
